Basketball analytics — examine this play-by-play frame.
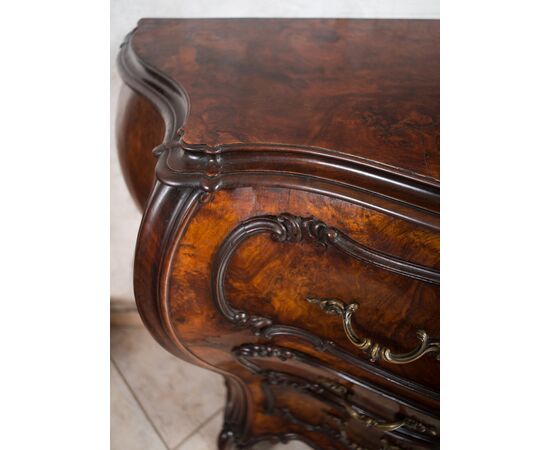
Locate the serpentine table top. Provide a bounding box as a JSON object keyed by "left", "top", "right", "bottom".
{"left": 122, "top": 18, "right": 439, "bottom": 183}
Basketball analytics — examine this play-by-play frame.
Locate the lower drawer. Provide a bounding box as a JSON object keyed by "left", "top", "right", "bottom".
{"left": 234, "top": 343, "right": 440, "bottom": 449}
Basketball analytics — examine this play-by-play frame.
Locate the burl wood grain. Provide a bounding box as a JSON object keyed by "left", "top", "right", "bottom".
{"left": 225, "top": 234, "right": 439, "bottom": 386}
{"left": 131, "top": 19, "right": 440, "bottom": 180}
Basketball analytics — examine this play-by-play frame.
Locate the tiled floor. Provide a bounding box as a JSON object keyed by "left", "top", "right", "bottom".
{"left": 111, "top": 325, "right": 311, "bottom": 450}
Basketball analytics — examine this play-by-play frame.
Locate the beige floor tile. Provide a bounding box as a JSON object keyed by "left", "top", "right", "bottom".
{"left": 111, "top": 361, "right": 166, "bottom": 450}
{"left": 111, "top": 326, "right": 226, "bottom": 449}
{"left": 175, "top": 410, "right": 224, "bottom": 450}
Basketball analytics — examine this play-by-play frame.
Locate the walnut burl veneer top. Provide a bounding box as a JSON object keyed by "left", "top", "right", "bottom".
{"left": 131, "top": 19, "right": 439, "bottom": 180}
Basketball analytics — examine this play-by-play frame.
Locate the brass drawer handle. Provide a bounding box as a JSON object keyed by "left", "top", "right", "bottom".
{"left": 306, "top": 297, "right": 440, "bottom": 364}
{"left": 344, "top": 404, "right": 438, "bottom": 436}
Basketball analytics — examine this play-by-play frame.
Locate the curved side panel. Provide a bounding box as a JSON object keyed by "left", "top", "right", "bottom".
{"left": 115, "top": 86, "right": 165, "bottom": 209}
{"left": 133, "top": 182, "right": 200, "bottom": 356}
{"left": 134, "top": 183, "right": 254, "bottom": 447}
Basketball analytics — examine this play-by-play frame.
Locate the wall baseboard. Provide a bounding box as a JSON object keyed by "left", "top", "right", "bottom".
{"left": 110, "top": 298, "right": 142, "bottom": 327}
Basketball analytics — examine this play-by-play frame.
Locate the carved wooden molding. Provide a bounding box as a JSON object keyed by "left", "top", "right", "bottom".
{"left": 153, "top": 139, "right": 440, "bottom": 221}
{"left": 117, "top": 32, "right": 189, "bottom": 143}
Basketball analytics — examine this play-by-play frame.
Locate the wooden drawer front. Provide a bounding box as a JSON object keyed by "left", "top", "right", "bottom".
{"left": 234, "top": 343, "right": 439, "bottom": 449}
{"left": 217, "top": 212, "right": 440, "bottom": 388}
{"left": 271, "top": 391, "right": 437, "bottom": 450}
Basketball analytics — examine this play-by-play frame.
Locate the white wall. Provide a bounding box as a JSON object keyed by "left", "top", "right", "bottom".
{"left": 110, "top": 0, "right": 440, "bottom": 304}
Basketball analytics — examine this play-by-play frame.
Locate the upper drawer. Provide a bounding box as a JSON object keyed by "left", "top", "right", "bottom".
{"left": 215, "top": 204, "right": 439, "bottom": 389}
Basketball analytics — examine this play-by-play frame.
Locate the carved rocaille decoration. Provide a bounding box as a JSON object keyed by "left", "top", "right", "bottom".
{"left": 307, "top": 297, "right": 440, "bottom": 364}
{"left": 270, "top": 214, "right": 337, "bottom": 246}
{"left": 263, "top": 371, "right": 349, "bottom": 400}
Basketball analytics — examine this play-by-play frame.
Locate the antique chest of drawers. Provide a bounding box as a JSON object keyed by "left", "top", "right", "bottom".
{"left": 116, "top": 19, "right": 440, "bottom": 450}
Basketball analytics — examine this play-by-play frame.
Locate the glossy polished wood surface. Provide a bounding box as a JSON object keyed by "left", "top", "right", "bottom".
{"left": 131, "top": 19, "right": 439, "bottom": 180}
{"left": 117, "top": 18, "right": 440, "bottom": 450}
{"left": 116, "top": 85, "right": 164, "bottom": 208}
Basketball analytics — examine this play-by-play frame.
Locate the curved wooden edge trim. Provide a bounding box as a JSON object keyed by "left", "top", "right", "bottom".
{"left": 134, "top": 183, "right": 218, "bottom": 366}
{"left": 133, "top": 182, "right": 181, "bottom": 355}
{"left": 155, "top": 142, "right": 440, "bottom": 229}
{"left": 171, "top": 141, "right": 439, "bottom": 191}
{"left": 117, "top": 29, "right": 190, "bottom": 143}
{"left": 134, "top": 182, "right": 251, "bottom": 442}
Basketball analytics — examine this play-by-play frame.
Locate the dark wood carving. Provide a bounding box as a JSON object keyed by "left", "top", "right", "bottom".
{"left": 116, "top": 18, "right": 440, "bottom": 450}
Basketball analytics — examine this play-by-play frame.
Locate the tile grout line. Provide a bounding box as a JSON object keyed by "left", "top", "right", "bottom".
{"left": 111, "top": 357, "right": 171, "bottom": 450}
{"left": 170, "top": 406, "right": 224, "bottom": 450}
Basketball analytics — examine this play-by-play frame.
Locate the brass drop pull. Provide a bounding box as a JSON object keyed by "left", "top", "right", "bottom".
{"left": 306, "top": 297, "right": 440, "bottom": 365}
{"left": 345, "top": 404, "right": 405, "bottom": 432}
{"left": 344, "top": 404, "right": 438, "bottom": 437}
